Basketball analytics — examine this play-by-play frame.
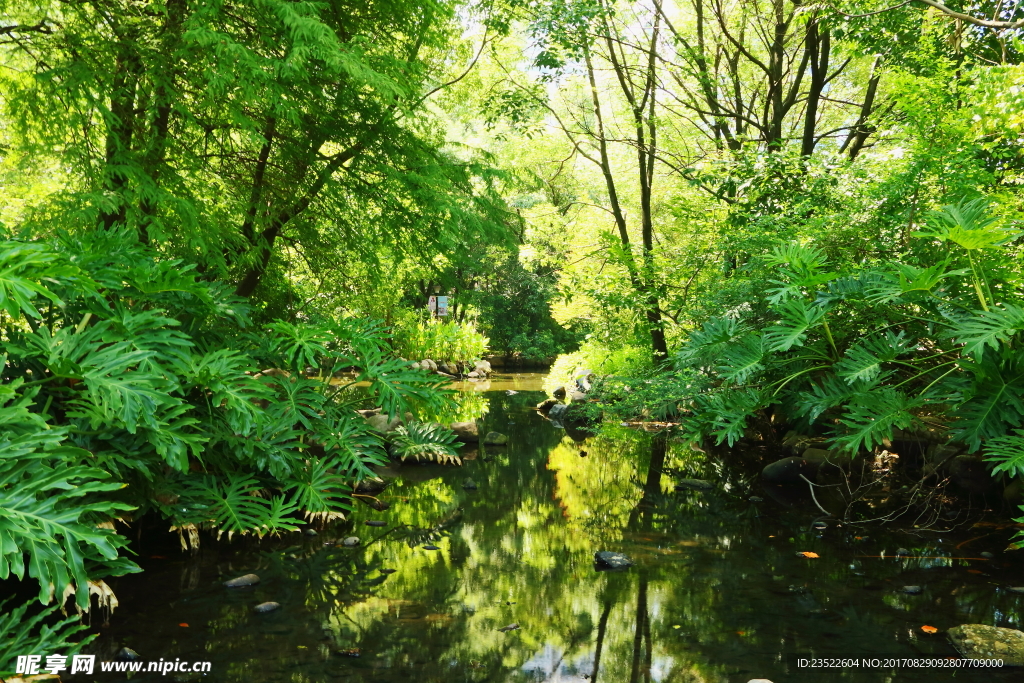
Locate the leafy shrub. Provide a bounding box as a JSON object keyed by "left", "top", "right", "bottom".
{"left": 668, "top": 199, "right": 1023, "bottom": 455}
{"left": 544, "top": 339, "right": 650, "bottom": 395}
{"left": 391, "top": 316, "right": 488, "bottom": 362}
{"left": 0, "top": 230, "right": 454, "bottom": 609}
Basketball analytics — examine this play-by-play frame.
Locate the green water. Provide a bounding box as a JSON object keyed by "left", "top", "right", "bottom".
{"left": 86, "top": 374, "right": 1023, "bottom": 682}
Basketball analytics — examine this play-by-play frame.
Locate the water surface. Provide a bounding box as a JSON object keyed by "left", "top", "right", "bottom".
{"left": 89, "top": 374, "right": 1024, "bottom": 682}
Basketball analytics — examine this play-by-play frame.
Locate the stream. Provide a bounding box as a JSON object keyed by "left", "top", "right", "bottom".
{"left": 81, "top": 373, "right": 1024, "bottom": 682}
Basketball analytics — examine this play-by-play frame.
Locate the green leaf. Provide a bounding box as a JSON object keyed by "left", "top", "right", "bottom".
{"left": 764, "top": 299, "right": 826, "bottom": 352}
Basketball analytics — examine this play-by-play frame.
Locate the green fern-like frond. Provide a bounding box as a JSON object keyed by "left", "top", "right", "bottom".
{"left": 0, "top": 598, "right": 93, "bottom": 676}
{"left": 984, "top": 430, "right": 1024, "bottom": 478}
{"left": 716, "top": 333, "right": 766, "bottom": 384}
{"left": 949, "top": 304, "right": 1024, "bottom": 357}
{"left": 835, "top": 331, "right": 915, "bottom": 384}
{"left": 391, "top": 422, "right": 461, "bottom": 465}
{"left": 675, "top": 316, "right": 744, "bottom": 367}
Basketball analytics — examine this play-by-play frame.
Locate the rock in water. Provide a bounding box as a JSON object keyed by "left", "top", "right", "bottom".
{"left": 341, "top": 537, "right": 360, "bottom": 547}
{"left": 594, "top": 551, "right": 633, "bottom": 571}
{"left": 1007, "top": 587, "right": 1024, "bottom": 594}
{"left": 761, "top": 457, "right": 817, "bottom": 484}
{"left": 354, "top": 477, "right": 387, "bottom": 494}
{"left": 115, "top": 647, "right": 142, "bottom": 662}
{"left": 548, "top": 403, "right": 569, "bottom": 421}
{"left": 674, "top": 479, "right": 713, "bottom": 491}
{"left": 462, "top": 477, "right": 478, "bottom": 490}
{"left": 423, "top": 545, "right": 440, "bottom": 550}
{"left": 254, "top": 602, "right": 280, "bottom": 614}
{"left": 947, "top": 624, "right": 1024, "bottom": 665}
{"left": 484, "top": 431, "right": 508, "bottom": 446}
{"left": 223, "top": 573, "right": 260, "bottom": 587}
{"left": 552, "top": 386, "right": 567, "bottom": 400}
{"left": 901, "top": 586, "right": 924, "bottom": 594}
{"left": 749, "top": 496, "right": 764, "bottom": 502}
{"left": 536, "top": 398, "right": 559, "bottom": 413}
{"left": 304, "top": 528, "right": 318, "bottom": 537}
{"left": 365, "top": 520, "right": 386, "bottom": 527}
{"left": 450, "top": 421, "right": 479, "bottom": 443}
{"left": 505, "top": 390, "right": 518, "bottom": 395}
{"left": 498, "top": 623, "right": 520, "bottom": 632}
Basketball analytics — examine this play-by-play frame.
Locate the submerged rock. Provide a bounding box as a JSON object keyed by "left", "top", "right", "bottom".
{"left": 483, "top": 431, "right": 508, "bottom": 446}
{"left": 423, "top": 544, "right": 441, "bottom": 550}
{"left": 254, "top": 601, "right": 281, "bottom": 614}
{"left": 594, "top": 551, "right": 633, "bottom": 571}
{"left": 365, "top": 520, "right": 387, "bottom": 527}
{"left": 947, "top": 624, "right": 1024, "bottom": 665}
{"left": 462, "top": 477, "right": 478, "bottom": 490}
{"left": 304, "top": 528, "right": 318, "bottom": 537}
{"left": 1007, "top": 587, "right": 1024, "bottom": 594}
{"left": 674, "top": 479, "right": 713, "bottom": 491}
{"left": 341, "top": 537, "right": 360, "bottom": 547}
{"left": 901, "top": 586, "right": 924, "bottom": 594}
{"left": 749, "top": 496, "right": 764, "bottom": 502}
{"left": 223, "top": 573, "right": 260, "bottom": 587}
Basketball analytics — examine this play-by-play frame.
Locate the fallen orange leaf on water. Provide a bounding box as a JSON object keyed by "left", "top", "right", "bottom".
{"left": 799, "top": 552, "right": 820, "bottom": 558}
{"left": 966, "top": 569, "right": 983, "bottom": 574}
{"left": 179, "top": 623, "right": 189, "bottom": 627}
{"left": 921, "top": 625, "right": 938, "bottom": 634}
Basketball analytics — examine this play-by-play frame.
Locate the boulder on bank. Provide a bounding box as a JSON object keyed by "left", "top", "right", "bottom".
{"left": 569, "top": 390, "right": 587, "bottom": 403}
{"left": 450, "top": 421, "right": 479, "bottom": 443}
{"left": 474, "top": 360, "right": 491, "bottom": 376}
{"left": 762, "top": 457, "right": 817, "bottom": 485}
{"left": 421, "top": 359, "right": 438, "bottom": 372}
{"left": 354, "top": 477, "right": 387, "bottom": 495}
{"left": 947, "top": 624, "right": 1024, "bottom": 665}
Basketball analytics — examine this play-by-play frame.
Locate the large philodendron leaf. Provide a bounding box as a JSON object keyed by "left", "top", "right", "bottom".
{"left": 764, "top": 299, "right": 826, "bottom": 352}
{"left": 176, "top": 474, "right": 299, "bottom": 539}
{"left": 949, "top": 304, "right": 1024, "bottom": 358}
{"left": 916, "top": 198, "right": 1020, "bottom": 251}
{"left": 830, "top": 387, "right": 924, "bottom": 454}
{"left": 984, "top": 430, "right": 1024, "bottom": 478}
{"left": 716, "top": 333, "right": 766, "bottom": 384}
{"left": 0, "top": 241, "right": 83, "bottom": 320}
{"left": 0, "top": 385, "right": 139, "bottom": 609}
{"left": 950, "top": 351, "right": 1024, "bottom": 451}
{"left": 835, "top": 331, "right": 916, "bottom": 385}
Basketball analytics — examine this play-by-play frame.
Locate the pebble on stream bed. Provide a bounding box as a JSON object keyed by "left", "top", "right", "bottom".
{"left": 223, "top": 573, "right": 260, "bottom": 587}
{"left": 254, "top": 601, "right": 280, "bottom": 613}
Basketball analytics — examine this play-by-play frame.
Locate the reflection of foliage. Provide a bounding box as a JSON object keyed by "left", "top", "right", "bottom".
{"left": 391, "top": 423, "right": 461, "bottom": 465}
